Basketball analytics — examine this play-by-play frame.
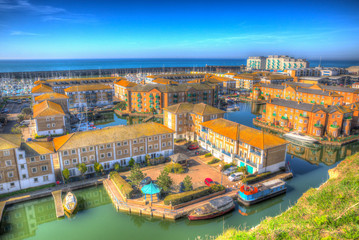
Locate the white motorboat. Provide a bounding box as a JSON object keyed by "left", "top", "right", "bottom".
{"left": 283, "top": 131, "right": 319, "bottom": 143}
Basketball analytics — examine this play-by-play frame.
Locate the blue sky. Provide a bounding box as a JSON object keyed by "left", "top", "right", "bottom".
{"left": 0, "top": 0, "right": 359, "bottom": 60}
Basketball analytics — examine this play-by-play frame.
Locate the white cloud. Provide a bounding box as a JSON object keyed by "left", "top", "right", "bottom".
{"left": 0, "top": 0, "right": 65, "bottom": 14}
{"left": 10, "top": 30, "right": 40, "bottom": 36}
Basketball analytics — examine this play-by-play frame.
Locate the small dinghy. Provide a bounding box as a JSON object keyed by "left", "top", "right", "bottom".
{"left": 188, "top": 196, "right": 235, "bottom": 220}
{"left": 63, "top": 192, "right": 77, "bottom": 214}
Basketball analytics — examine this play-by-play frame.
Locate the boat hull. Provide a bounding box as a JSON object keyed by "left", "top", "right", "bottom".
{"left": 188, "top": 205, "right": 235, "bottom": 221}
{"left": 238, "top": 188, "right": 287, "bottom": 206}
{"left": 63, "top": 193, "right": 78, "bottom": 214}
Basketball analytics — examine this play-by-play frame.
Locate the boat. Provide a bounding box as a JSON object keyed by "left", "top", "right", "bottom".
{"left": 188, "top": 196, "right": 235, "bottom": 220}
{"left": 63, "top": 192, "right": 77, "bottom": 214}
{"left": 283, "top": 131, "right": 319, "bottom": 144}
{"left": 238, "top": 179, "right": 286, "bottom": 206}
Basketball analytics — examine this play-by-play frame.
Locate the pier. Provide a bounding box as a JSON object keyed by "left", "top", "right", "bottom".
{"left": 52, "top": 190, "right": 64, "bottom": 218}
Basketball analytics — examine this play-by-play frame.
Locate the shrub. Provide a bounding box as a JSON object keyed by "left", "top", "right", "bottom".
{"left": 210, "top": 184, "right": 225, "bottom": 193}
{"left": 220, "top": 162, "right": 235, "bottom": 171}
{"left": 207, "top": 158, "right": 220, "bottom": 164}
{"left": 109, "top": 171, "right": 134, "bottom": 198}
{"left": 236, "top": 166, "right": 247, "bottom": 174}
{"left": 182, "top": 175, "right": 193, "bottom": 192}
{"left": 164, "top": 186, "right": 211, "bottom": 205}
{"left": 164, "top": 163, "right": 184, "bottom": 174}
{"left": 128, "top": 158, "right": 135, "bottom": 167}
{"left": 242, "top": 172, "right": 272, "bottom": 184}
{"left": 174, "top": 138, "right": 185, "bottom": 143}
{"left": 204, "top": 153, "right": 212, "bottom": 158}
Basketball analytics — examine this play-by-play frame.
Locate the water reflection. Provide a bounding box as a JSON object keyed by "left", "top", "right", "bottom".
{"left": 0, "top": 186, "right": 110, "bottom": 240}
{"left": 93, "top": 112, "right": 163, "bottom": 128}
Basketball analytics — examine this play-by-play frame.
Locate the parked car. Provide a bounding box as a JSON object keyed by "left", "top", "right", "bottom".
{"left": 188, "top": 144, "right": 199, "bottom": 150}
{"left": 26, "top": 138, "right": 32, "bottom": 142}
{"left": 228, "top": 172, "right": 243, "bottom": 182}
{"left": 47, "top": 136, "right": 53, "bottom": 142}
{"left": 204, "top": 178, "right": 215, "bottom": 187}
{"left": 139, "top": 177, "right": 152, "bottom": 188}
{"left": 1, "top": 108, "right": 9, "bottom": 113}
{"left": 223, "top": 166, "right": 237, "bottom": 176}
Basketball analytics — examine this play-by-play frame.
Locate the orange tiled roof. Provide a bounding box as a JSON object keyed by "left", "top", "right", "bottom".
{"left": 114, "top": 79, "right": 138, "bottom": 88}
{"left": 33, "top": 100, "right": 65, "bottom": 118}
{"left": 34, "top": 93, "right": 69, "bottom": 102}
{"left": 44, "top": 77, "right": 121, "bottom": 83}
{"left": 201, "top": 118, "right": 287, "bottom": 149}
{"left": 64, "top": 84, "right": 112, "bottom": 92}
{"left": 152, "top": 78, "right": 179, "bottom": 85}
{"left": 31, "top": 84, "right": 54, "bottom": 94}
{"left": 0, "top": 134, "right": 22, "bottom": 150}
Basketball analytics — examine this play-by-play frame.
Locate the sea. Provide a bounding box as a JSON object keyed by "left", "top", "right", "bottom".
{"left": 0, "top": 58, "right": 359, "bottom": 73}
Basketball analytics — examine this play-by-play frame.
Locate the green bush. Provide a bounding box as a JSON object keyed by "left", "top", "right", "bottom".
{"left": 164, "top": 163, "right": 184, "bottom": 174}
{"left": 236, "top": 166, "right": 247, "bottom": 174}
{"left": 207, "top": 158, "right": 220, "bottom": 164}
{"left": 174, "top": 138, "right": 185, "bottom": 143}
{"left": 242, "top": 171, "right": 272, "bottom": 184}
{"left": 164, "top": 186, "right": 211, "bottom": 205}
{"left": 109, "top": 171, "right": 134, "bottom": 198}
{"left": 210, "top": 184, "right": 225, "bottom": 193}
{"left": 204, "top": 153, "right": 212, "bottom": 158}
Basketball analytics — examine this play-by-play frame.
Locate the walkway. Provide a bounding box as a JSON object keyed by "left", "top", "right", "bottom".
{"left": 52, "top": 190, "right": 64, "bottom": 218}
{"left": 0, "top": 201, "right": 6, "bottom": 223}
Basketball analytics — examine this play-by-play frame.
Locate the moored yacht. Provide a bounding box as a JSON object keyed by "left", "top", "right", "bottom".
{"left": 283, "top": 131, "right": 319, "bottom": 144}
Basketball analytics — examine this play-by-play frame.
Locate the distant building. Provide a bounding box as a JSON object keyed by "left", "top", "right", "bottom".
{"left": 31, "top": 84, "right": 54, "bottom": 101}
{"left": 247, "top": 55, "right": 309, "bottom": 71}
{"left": 114, "top": 79, "right": 137, "bottom": 101}
{"left": 34, "top": 92, "right": 69, "bottom": 114}
{"left": 64, "top": 84, "right": 113, "bottom": 109}
{"left": 247, "top": 56, "right": 267, "bottom": 70}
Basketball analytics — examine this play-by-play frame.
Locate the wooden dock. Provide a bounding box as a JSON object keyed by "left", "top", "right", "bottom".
{"left": 51, "top": 190, "right": 64, "bottom": 218}
{"left": 0, "top": 201, "right": 6, "bottom": 223}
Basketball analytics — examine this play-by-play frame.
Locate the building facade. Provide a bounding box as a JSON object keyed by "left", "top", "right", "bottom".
{"left": 114, "top": 79, "right": 137, "bottom": 101}
{"left": 247, "top": 56, "right": 267, "bottom": 70}
{"left": 34, "top": 93, "right": 69, "bottom": 114}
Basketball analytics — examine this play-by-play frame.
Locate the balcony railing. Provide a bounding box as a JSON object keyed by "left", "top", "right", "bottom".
{"left": 221, "top": 150, "right": 231, "bottom": 157}
{"left": 250, "top": 150, "right": 261, "bottom": 156}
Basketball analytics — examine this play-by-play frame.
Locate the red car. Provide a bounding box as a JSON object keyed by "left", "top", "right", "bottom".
{"left": 188, "top": 145, "right": 199, "bottom": 150}
{"left": 204, "top": 178, "right": 215, "bottom": 187}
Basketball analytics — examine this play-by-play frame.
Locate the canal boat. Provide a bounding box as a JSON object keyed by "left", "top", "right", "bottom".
{"left": 238, "top": 179, "right": 286, "bottom": 206}
{"left": 188, "top": 196, "right": 235, "bottom": 220}
{"left": 283, "top": 131, "right": 319, "bottom": 144}
{"left": 63, "top": 192, "right": 77, "bottom": 214}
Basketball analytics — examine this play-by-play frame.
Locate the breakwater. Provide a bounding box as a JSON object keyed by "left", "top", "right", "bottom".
{"left": 0, "top": 65, "right": 245, "bottom": 79}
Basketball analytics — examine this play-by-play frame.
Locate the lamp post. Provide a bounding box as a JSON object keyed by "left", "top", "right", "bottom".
{"left": 219, "top": 164, "right": 223, "bottom": 185}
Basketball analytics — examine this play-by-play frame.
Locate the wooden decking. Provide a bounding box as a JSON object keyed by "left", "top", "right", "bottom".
{"left": 0, "top": 201, "right": 6, "bottom": 223}
{"left": 52, "top": 190, "right": 64, "bottom": 218}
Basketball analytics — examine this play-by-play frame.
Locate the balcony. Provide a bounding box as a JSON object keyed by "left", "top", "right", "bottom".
{"left": 250, "top": 149, "right": 261, "bottom": 156}
{"left": 221, "top": 150, "right": 231, "bottom": 157}
{"left": 314, "top": 123, "right": 323, "bottom": 128}
{"left": 202, "top": 128, "right": 208, "bottom": 133}
{"left": 330, "top": 124, "right": 339, "bottom": 128}
{"left": 198, "top": 136, "right": 205, "bottom": 142}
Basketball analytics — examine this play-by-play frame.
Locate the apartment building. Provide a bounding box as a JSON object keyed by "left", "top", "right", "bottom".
{"left": 262, "top": 98, "right": 354, "bottom": 138}
{"left": 32, "top": 100, "right": 66, "bottom": 137}
{"left": 163, "top": 103, "right": 225, "bottom": 140}
{"left": 34, "top": 77, "right": 118, "bottom": 93}
{"left": 265, "top": 55, "right": 309, "bottom": 71}
{"left": 53, "top": 122, "right": 174, "bottom": 178}
{"left": 64, "top": 84, "right": 113, "bottom": 109}
{"left": 126, "top": 83, "right": 218, "bottom": 113}
{"left": 234, "top": 73, "right": 261, "bottom": 89}
{"left": 260, "top": 74, "right": 293, "bottom": 84}
{"left": 34, "top": 92, "right": 69, "bottom": 114}
{"left": 198, "top": 118, "right": 288, "bottom": 174}
{"left": 145, "top": 73, "right": 207, "bottom": 84}
{"left": 247, "top": 56, "right": 267, "bottom": 70}
{"left": 114, "top": 79, "right": 137, "bottom": 101}
{"left": 31, "top": 84, "right": 54, "bottom": 101}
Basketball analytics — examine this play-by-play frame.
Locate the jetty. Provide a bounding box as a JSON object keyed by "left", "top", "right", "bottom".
{"left": 0, "top": 201, "right": 6, "bottom": 223}
{"left": 52, "top": 190, "right": 64, "bottom": 218}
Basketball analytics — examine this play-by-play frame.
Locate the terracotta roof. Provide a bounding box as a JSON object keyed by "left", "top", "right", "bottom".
{"left": 64, "top": 84, "right": 112, "bottom": 92}
{"left": 234, "top": 73, "right": 261, "bottom": 80}
{"left": 163, "top": 103, "right": 225, "bottom": 115}
{"left": 44, "top": 77, "right": 121, "bottom": 83}
{"left": 200, "top": 118, "right": 288, "bottom": 149}
{"left": 260, "top": 84, "right": 285, "bottom": 90}
{"left": 152, "top": 78, "right": 179, "bottom": 85}
{"left": 269, "top": 98, "right": 323, "bottom": 112}
{"left": 33, "top": 100, "right": 65, "bottom": 118}
{"left": 265, "top": 74, "right": 292, "bottom": 80}
{"left": 129, "top": 83, "right": 215, "bottom": 93}
{"left": 53, "top": 122, "right": 174, "bottom": 151}
{"left": 21, "top": 141, "right": 55, "bottom": 157}
{"left": 320, "top": 85, "right": 359, "bottom": 93}
{"left": 34, "top": 93, "right": 69, "bottom": 102}
{"left": 114, "top": 79, "right": 138, "bottom": 88}
{"left": 31, "top": 84, "right": 54, "bottom": 94}
{"left": 327, "top": 105, "right": 353, "bottom": 114}
{"left": 0, "top": 134, "right": 21, "bottom": 150}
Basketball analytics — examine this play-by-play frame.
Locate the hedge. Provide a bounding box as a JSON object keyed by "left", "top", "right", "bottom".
{"left": 164, "top": 186, "right": 211, "bottom": 205}
{"left": 242, "top": 171, "right": 272, "bottom": 184}
{"left": 164, "top": 163, "right": 184, "bottom": 174}
{"left": 109, "top": 171, "right": 134, "bottom": 198}
{"left": 204, "top": 153, "right": 212, "bottom": 158}
{"left": 207, "top": 158, "right": 220, "bottom": 164}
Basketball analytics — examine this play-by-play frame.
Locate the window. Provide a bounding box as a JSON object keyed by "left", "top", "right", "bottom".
{"left": 162, "top": 142, "right": 166, "bottom": 147}
{"left": 63, "top": 151, "right": 68, "bottom": 156}
{"left": 43, "top": 176, "right": 49, "bottom": 181}
{"left": 154, "top": 136, "right": 158, "bottom": 140}
{"left": 31, "top": 167, "right": 37, "bottom": 173}
{"left": 22, "top": 174, "right": 26, "bottom": 179}
{"left": 107, "top": 144, "right": 111, "bottom": 149}
{"left": 148, "top": 137, "right": 152, "bottom": 141}
{"left": 52, "top": 123, "right": 56, "bottom": 127}
{"left": 139, "top": 138, "right": 144, "bottom": 143}
{"left": 3, "top": 150, "right": 10, "bottom": 156}
{"left": 40, "top": 155, "right": 46, "bottom": 161}
{"left": 34, "top": 178, "right": 38, "bottom": 183}
{"left": 71, "top": 149, "right": 76, "bottom": 154}
{"left": 64, "top": 160, "right": 70, "bottom": 165}
{"left": 47, "top": 123, "right": 51, "bottom": 128}
{"left": 5, "top": 160, "right": 12, "bottom": 166}
{"left": 90, "top": 155, "right": 95, "bottom": 161}
{"left": 100, "top": 153, "right": 105, "bottom": 159}
{"left": 72, "top": 158, "right": 77, "bottom": 164}
{"left": 134, "top": 148, "right": 138, "bottom": 153}
{"left": 149, "top": 145, "right": 152, "bottom": 150}
{"left": 41, "top": 166, "right": 48, "bottom": 171}
{"left": 20, "top": 164, "right": 25, "bottom": 170}
{"left": 124, "top": 149, "right": 128, "bottom": 154}
{"left": 154, "top": 144, "right": 158, "bottom": 149}
{"left": 100, "top": 145, "right": 104, "bottom": 150}
{"left": 89, "top": 146, "right": 94, "bottom": 151}
{"left": 107, "top": 152, "right": 112, "bottom": 157}
{"left": 82, "top": 148, "right": 87, "bottom": 152}
{"left": 117, "top": 142, "right": 121, "bottom": 147}
{"left": 46, "top": 117, "right": 50, "bottom": 122}
{"left": 123, "top": 141, "right": 128, "bottom": 146}
{"left": 104, "top": 163, "right": 110, "bottom": 170}
{"left": 117, "top": 150, "right": 122, "bottom": 155}
{"left": 133, "top": 139, "right": 137, "bottom": 144}
{"left": 167, "top": 142, "right": 171, "bottom": 146}
{"left": 168, "top": 134, "right": 171, "bottom": 138}
{"left": 162, "top": 134, "right": 166, "bottom": 139}
{"left": 140, "top": 147, "right": 144, "bottom": 152}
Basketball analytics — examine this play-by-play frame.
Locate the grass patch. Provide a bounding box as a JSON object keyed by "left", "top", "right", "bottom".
{"left": 0, "top": 183, "right": 56, "bottom": 199}
{"left": 207, "top": 158, "right": 220, "bottom": 164}
{"left": 204, "top": 153, "right": 212, "bottom": 158}
{"left": 217, "top": 153, "right": 359, "bottom": 240}
{"left": 164, "top": 163, "right": 184, "bottom": 174}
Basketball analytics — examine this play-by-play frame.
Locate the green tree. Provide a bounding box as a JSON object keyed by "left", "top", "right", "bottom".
{"left": 77, "top": 163, "right": 88, "bottom": 179}
{"left": 182, "top": 175, "right": 193, "bottom": 192}
{"left": 128, "top": 164, "right": 146, "bottom": 189}
{"left": 21, "top": 107, "right": 32, "bottom": 115}
{"left": 17, "top": 114, "right": 25, "bottom": 122}
{"left": 115, "top": 101, "right": 127, "bottom": 110}
{"left": 150, "top": 107, "right": 156, "bottom": 114}
{"left": 62, "top": 169, "right": 70, "bottom": 182}
{"left": 157, "top": 169, "right": 173, "bottom": 193}
{"left": 145, "top": 154, "right": 151, "bottom": 166}
{"left": 94, "top": 162, "right": 103, "bottom": 175}
{"left": 128, "top": 158, "right": 135, "bottom": 167}
{"left": 114, "top": 162, "right": 121, "bottom": 172}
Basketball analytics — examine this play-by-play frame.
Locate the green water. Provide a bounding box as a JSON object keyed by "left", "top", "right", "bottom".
{"left": 1, "top": 102, "right": 358, "bottom": 240}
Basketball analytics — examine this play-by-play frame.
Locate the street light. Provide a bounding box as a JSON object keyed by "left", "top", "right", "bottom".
{"left": 219, "top": 164, "right": 223, "bottom": 185}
